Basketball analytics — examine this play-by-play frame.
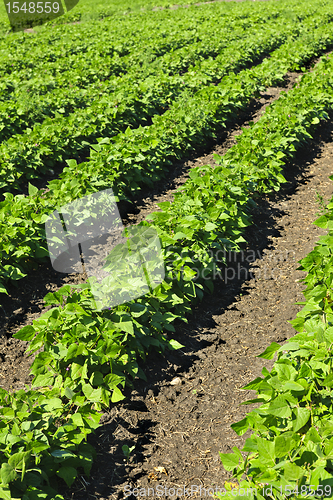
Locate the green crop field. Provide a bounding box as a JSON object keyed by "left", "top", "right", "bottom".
{"left": 1, "top": 0, "right": 333, "bottom": 497}
{"left": 0, "top": 0, "right": 224, "bottom": 33}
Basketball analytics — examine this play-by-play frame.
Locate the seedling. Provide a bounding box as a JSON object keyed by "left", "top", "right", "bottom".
{"left": 122, "top": 445, "right": 135, "bottom": 463}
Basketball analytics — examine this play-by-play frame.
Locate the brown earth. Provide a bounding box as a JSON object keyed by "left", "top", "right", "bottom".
{"left": 1, "top": 67, "right": 333, "bottom": 499}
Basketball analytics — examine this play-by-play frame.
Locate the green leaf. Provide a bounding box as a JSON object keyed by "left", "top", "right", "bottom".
{"left": 70, "top": 362, "right": 86, "bottom": 381}
{"left": 274, "top": 363, "right": 295, "bottom": 382}
{"left": 283, "top": 462, "right": 304, "bottom": 480}
{"left": 305, "top": 426, "right": 321, "bottom": 444}
{"left": 43, "top": 292, "right": 61, "bottom": 306}
{"left": 32, "top": 373, "right": 55, "bottom": 388}
{"left": 274, "top": 435, "right": 292, "bottom": 458}
{"left": 28, "top": 183, "right": 38, "bottom": 197}
{"left": 0, "top": 463, "right": 17, "bottom": 485}
{"left": 231, "top": 417, "right": 249, "bottom": 436}
{"left": 122, "top": 444, "right": 135, "bottom": 458}
{"left": 204, "top": 222, "right": 217, "bottom": 231}
{"left": 283, "top": 381, "right": 305, "bottom": 392}
{"left": 50, "top": 450, "right": 76, "bottom": 461}
{"left": 0, "top": 486, "right": 12, "bottom": 500}
{"left": 219, "top": 451, "right": 240, "bottom": 471}
{"left": 313, "top": 215, "right": 328, "bottom": 228}
{"left": 56, "top": 466, "right": 77, "bottom": 487}
{"left": 64, "top": 387, "right": 75, "bottom": 400}
{"left": 323, "top": 373, "right": 333, "bottom": 387}
{"left": 65, "top": 159, "right": 78, "bottom": 169}
{"left": 241, "top": 377, "right": 264, "bottom": 391}
{"left": 26, "top": 441, "right": 50, "bottom": 454}
{"left": 168, "top": 339, "right": 184, "bottom": 350}
{"left": 117, "top": 321, "right": 134, "bottom": 335}
{"left": 257, "top": 342, "right": 281, "bottom": 360}
{"left": 65, "top": 344, "right": 79, "bottom": 361}
{"left": 267, "top": 395, "right": 291, "bottom": 418}
{"left": 82, "top": 383, "right": 103, "bottom": 403}
{"left": 257, "top": 437, "right": 275, "bottom": 462}
{"left": 242, "top": 437, "right": 258, "bottom": 453}
{"left": 89, "top": 371, "right": 104, "bottom": 386}
{"left": 293, "top": 407, "right": 310, "bottom": 432}
{"left": 111, "top": 387, "right": 125, "bottom": 403}
{"left": 173, "top": 231, "right": 187, "bottom": 240}
{"left": 40, "top": 397, "right": 63, "bottom": 412}
{"left": 104, "top": 373, "right": 125, "bottom": 389}
{"left": 70, "top": 413, "right": 84, "bottom": 427}
{"left": 8, "top": 451, "right": 31, "bottom": 471}
{"left": 14, "top": 325, "right": 35, "bottom": 341}
{"left": 310, "top": 466, "right": 332, "bottom": 486}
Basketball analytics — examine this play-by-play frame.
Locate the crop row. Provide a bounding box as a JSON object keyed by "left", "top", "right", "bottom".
{"left": 2, "top": 0, "right": 332, "bottom": 144}
{"left": 1, "top": 22, "right": 333, "bottom": 295}
{"left": 0, "top": 0, "right": 281, "bottom": 79}
{"left": 0, "top": 13, "right": 294, "bottom": 143}
{"left": 0, "top": 21, "right": 300, "bottom": 190}
{"left": 1, "top": 43, "right": 332, "bottom": 500}
{"left": 1, "top": 0, "right": 316, "bottom": 106}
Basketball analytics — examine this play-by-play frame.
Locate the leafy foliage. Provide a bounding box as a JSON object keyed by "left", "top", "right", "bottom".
{"left": 2, "top": 39, "right": 332, "bottom": 500}
{"left": 2, "top": 11, "right": 333, "bottom": 293}
{"left": 0, "top": 386, "right": 99, "bottom": 499}
{"left": 1, "top": 6, "right": 330, "bottom": 192}
{"left": 1, "top": 1, "right": 333, "bottom": 498}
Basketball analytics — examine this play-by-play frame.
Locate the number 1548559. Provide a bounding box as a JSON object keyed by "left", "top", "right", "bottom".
{"left": 6, "top": 2, "right": 60, "bottom": 13}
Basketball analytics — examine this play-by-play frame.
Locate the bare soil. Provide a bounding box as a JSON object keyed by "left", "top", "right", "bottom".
{"left": 1, "top": 69, "right": 333, "bottom": 499}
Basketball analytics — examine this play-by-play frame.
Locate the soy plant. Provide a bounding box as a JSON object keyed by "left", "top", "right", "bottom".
{"left": 0, "top": 186, "right": 50, "bottom": 294}
{"left": 0, "top": 385, "right": 100, "bottom": 499}
{"left": 15, "top": 285, "right": 149, "bottom": 409}
{"left": 14, "top": 276, "right": 188, "bottom": 408}
{"left": 122, "top": 444, "right": 135, "bottom": 463}
{"left": 218, "top": 318, "right": 333, "bottom": 500}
